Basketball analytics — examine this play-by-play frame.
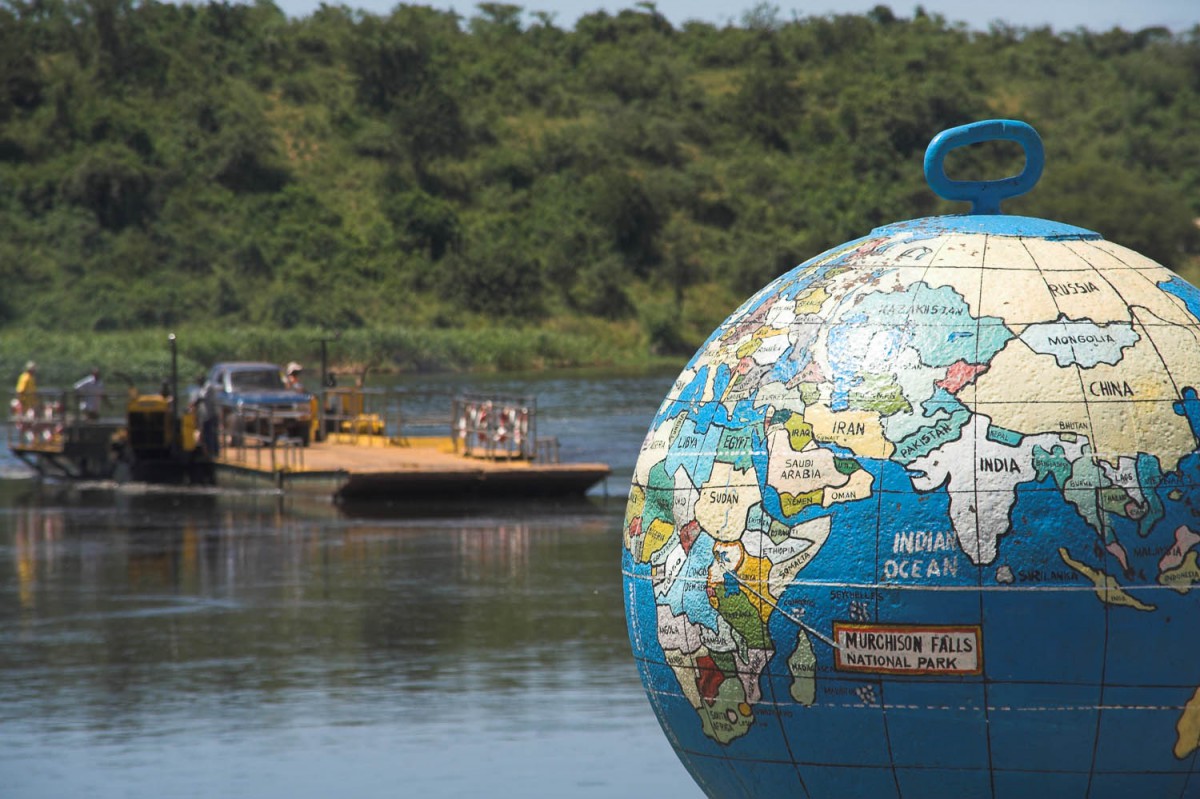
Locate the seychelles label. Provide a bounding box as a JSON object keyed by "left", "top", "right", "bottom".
{"left": 833, "top": 622, "right": 982, "bottom": 676}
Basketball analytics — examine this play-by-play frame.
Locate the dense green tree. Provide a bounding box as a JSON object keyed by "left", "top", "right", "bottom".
{"left": 0, "top": 0, "right": 1196, "bottom": 351}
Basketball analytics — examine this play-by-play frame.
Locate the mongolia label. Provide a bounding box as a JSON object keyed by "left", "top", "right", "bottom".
{"left": 833, "top": 622, "right": 982, "bottom": 676}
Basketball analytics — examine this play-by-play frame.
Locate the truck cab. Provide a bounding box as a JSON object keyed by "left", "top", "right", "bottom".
{"left": 206, "top": 362, "right": 314, "bottom": 445}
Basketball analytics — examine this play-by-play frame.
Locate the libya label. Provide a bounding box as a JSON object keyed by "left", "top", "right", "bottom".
{"left": 833, "top": 622, "right": 982, "bottom": 676}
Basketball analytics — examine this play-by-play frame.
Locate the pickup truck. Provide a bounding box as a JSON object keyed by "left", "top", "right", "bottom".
{"left": 205, "top": 362, "right": 313, "bottom": 445}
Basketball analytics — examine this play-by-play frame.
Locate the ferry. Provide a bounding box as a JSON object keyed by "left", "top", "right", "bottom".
{"left": 214, "top": 387, "right": 611, "bottom": 502}
{"left": 7, "top": 367, "right": 610, "bottom": 503}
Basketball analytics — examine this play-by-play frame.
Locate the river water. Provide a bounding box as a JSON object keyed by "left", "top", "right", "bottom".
{"left": 0, "top": 368, "right": 705, "bottom": 799}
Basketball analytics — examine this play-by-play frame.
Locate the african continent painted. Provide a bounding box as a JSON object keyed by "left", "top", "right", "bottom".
{"left": 622, "top": 120, "right": 1200, "bottom": 797}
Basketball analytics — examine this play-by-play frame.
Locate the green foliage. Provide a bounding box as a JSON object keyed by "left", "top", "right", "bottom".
{"left": 1023, "top": 158, "right": 1200, "bottom": 265}
{"left": 0, "top": 1, "right": 1198, "bottom": 370}
{"left": 640, "top": 301, "right": 691, "bottom": 357}
{"left": 585, "top": 168, "right": 662, "bottom": 271}
{"left": 384, "top": 188, "right": 462, "bottom": 260}
{"left": 432, "top": 217, "right": 547, "bottom": 318}
{"left": 567, "top": 254, "right": 636, "bottom": 318}
{"left": 0, "top": 322, "right": 632, "bottom": 385}
{"left": 59, "top": 142, "right": 157, "bottom": 229}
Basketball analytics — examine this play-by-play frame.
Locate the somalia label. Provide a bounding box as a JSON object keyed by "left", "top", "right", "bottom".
{"left": 832, "top": 622, "right": 983, "bottom": 676}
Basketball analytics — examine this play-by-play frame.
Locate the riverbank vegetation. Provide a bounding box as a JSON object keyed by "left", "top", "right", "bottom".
{"left": 0, "top": 321, "right": 665, "bottom": 384}
{"left": 1, "top": 1, "right": 1198, "bottom": 381}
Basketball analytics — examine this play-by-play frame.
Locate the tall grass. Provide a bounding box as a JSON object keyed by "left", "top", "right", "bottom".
{"left": 0, "top": 322, "right": 665, "bottom": 387}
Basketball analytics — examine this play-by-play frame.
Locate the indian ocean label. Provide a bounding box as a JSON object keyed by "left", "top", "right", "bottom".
{"left": 832, "top": 622, "right": 983, "bottom": 676}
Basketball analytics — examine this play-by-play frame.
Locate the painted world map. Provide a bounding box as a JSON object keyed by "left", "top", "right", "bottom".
{"left": 623, "top": 217, "right": 1200, "bottom": 797}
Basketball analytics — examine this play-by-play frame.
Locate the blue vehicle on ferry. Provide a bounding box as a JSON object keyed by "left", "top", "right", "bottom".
{"left": 205, "top": 361, "right": 314, "bottom": 446}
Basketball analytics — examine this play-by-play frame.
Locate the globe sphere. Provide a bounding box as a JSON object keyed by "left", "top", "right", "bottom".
{"left": 622, "top": 120, "right": 1200, "bottom": 798}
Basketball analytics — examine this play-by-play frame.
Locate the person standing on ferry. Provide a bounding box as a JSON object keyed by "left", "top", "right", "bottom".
{"left": 285, "top": 362, "right": 305, "bottom": 392}
{"left": 74, "top": 367, "right": 104, "bottom": 420}
{"left": 15, "top": 361, "right": 37, "bottom": 413}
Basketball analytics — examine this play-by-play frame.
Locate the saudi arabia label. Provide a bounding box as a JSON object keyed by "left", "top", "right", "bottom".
{"left": 832, "top": 622, "right": 983, "bottom": 676}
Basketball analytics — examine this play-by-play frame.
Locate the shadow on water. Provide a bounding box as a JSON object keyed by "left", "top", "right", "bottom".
{"left": 330, "top": 492, "right": 626, "bottom": 521}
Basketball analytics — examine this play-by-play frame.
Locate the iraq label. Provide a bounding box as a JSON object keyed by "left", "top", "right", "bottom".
{"left": 833, "top": 622, "right": 982, "bottom": 676}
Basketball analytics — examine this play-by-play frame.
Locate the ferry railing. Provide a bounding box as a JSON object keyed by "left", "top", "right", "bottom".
{"left": 388, "top": 387, "right": 455, "bottom": 443}
{"left": 313, "top": 385, "right": 561, "bottom": 464}
{"left": 322, "top": 386, "right": 394, "bottom": 445}
{"left": 221, "top": 404, "right": 304, "bottom": 472}
{"left": 7, "top": 388, "right": 130, "bottom": 451}
{"left": 8, "top": 389, "right": 66, "bottom": 451}
{"left": 452, "top": 393, "right": 555, "bottom": 462}
{"left": 304, "top": 383, "right": 427, "bottom": 445}
{"left": 535, "top": 436, "right": 559, "bottom": 464}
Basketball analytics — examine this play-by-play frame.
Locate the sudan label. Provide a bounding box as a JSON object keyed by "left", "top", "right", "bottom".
{"left": 832, "top": 622, "right": 982, "bottom": 676}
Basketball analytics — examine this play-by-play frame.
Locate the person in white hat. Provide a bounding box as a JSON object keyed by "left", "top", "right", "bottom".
{"left": 285, "top": 362, "right": 305, "bottom": 392}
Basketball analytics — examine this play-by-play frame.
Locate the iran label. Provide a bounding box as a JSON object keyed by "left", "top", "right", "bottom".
{"left": 833, "top": 622, "right": 982, "bottom": 676}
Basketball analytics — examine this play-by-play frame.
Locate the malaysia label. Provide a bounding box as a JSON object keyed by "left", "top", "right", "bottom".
{"left": 832, "top": 622, "right": 983, "bottom": 676}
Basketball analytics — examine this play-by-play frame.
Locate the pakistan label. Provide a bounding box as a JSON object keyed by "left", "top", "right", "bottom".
{"left": 832, "top": 622, "right": 982, "bottom": 676}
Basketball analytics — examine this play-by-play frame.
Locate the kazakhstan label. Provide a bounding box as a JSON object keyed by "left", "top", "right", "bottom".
{"left": 833, "top": 622, "right": 982, "bottom": 676}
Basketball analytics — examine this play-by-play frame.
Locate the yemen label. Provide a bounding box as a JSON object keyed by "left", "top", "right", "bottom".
{"left": 833, "top": 622, "right": 982, "bottom": 676}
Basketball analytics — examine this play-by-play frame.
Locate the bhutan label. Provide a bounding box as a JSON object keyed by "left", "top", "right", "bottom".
{"left": 832, "top": 622, "right": 982, "bottom": 676}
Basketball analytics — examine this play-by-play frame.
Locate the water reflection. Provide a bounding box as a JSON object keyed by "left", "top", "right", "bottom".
{"left": 0, "top": 483, "right": 693, "bottom": 798}
{"left": 0, "top": 367, "right": 697, "bottom": 797}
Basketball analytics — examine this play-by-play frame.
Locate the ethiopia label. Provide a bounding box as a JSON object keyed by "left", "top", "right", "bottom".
{"left": 832, "top": 622, "right": 982, "bottom": 676}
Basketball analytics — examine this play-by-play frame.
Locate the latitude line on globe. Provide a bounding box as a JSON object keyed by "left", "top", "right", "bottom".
{"left": 621, "top": 568, "right": 1178, "bottom": 594}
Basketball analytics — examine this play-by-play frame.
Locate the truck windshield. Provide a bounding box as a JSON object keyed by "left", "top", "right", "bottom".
{"left": 230, "top": 370, "right": 286, "bottom": 392}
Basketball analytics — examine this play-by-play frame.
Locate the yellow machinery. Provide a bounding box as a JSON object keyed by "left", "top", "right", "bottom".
{"left": 126, "top": 394, "right": 196, "bottom": 452}
{"left": 122, "top": 393, "right": 209, "bottom": 482}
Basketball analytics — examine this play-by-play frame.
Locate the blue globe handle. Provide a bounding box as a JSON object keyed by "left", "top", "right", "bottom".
{"left": 923, "top": 119, "right": 1045, "bottom": 215}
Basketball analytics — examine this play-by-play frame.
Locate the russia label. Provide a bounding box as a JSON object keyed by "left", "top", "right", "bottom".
{"left": 833, "top": 622, "right": 983, "bottom": 676}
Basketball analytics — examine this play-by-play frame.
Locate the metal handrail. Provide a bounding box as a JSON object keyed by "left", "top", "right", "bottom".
{"left": 220, "top": 404, "right": 305, "bottom": 471}
{"left": 318, "top": 386, "right": 559, "bottom": 463}
{"left": 452, "top": 393, "right": 550, "bottom": 462}
{"left": 322, "top": 386, "right": 393, "bottom": 445}
{"left": 7, "top": 388, "right": 132, "bottom": 450}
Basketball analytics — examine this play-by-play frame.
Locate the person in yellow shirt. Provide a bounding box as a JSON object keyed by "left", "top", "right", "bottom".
{"left": 15, "top": 361, "right": 37, "bottom": 412}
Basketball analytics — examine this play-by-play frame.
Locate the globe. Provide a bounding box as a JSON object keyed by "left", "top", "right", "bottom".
{"left": 622, "top": 120, "right": 1200, "bottom": 798}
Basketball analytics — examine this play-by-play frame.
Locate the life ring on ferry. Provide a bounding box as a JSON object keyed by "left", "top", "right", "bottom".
{"left": 494, "top": 406, "right": 517, "bottom": 444}
{"left": 476, "top": 402, "right": 492, "bottom": 444}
